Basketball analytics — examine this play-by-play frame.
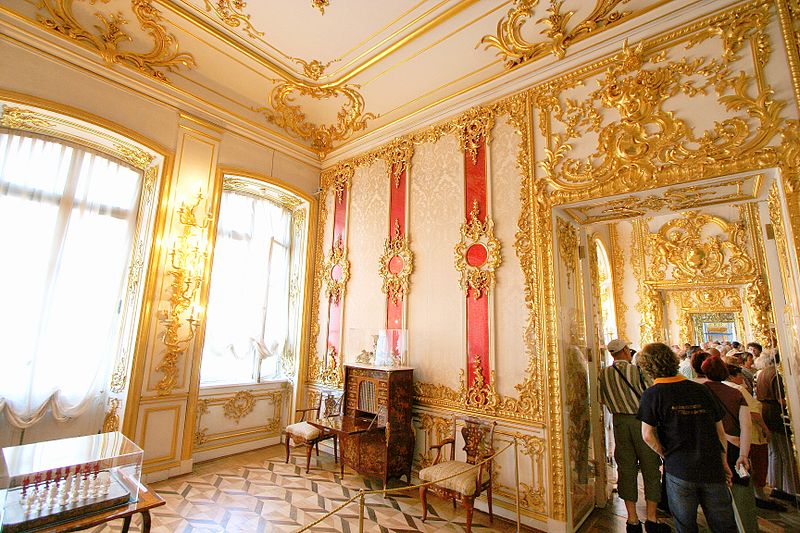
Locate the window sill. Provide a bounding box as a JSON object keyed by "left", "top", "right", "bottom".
{"left": 199, "top": 379, "right": 289, "bottom": 394}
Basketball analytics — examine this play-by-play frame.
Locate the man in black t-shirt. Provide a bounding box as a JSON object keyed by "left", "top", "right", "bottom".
{"left": 636, "top": 343, "right": 737, "bottom": 533}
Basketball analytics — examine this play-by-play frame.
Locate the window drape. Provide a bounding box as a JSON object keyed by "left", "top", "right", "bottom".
{"left": 0, "top": 132, "right": 142, "bottom": 428}
{"left": 200, "top": 189, "right": 292, "bottom": 385}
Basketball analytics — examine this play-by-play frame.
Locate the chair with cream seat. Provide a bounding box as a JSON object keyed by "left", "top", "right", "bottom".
{"left": 418, "top": 416, "right": 496, "bottom": 533}
{"left": 283, "top": 393, "right": 340, "bottom": 473}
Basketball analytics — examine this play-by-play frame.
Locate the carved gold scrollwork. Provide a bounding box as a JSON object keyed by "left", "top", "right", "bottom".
{"left": 535, "top": 3, "right": 784, "bottom": 203}
{"left": 318, "top": 346, "right": 342, "bottom": 387}
{"left": 746, "top": 276, "right": 773, "bottom": 346}
{"left": 0, "top": 106, "right": 54, "bottom": 129}
{"left": 102, "top": 398, "right": 121, "bottom": 433}
{"left": 514, "top": 433, "right": 547, "bottom": 513}
{"left": 322, "top": 235, "right": 349, "bottom": 304}
{"left": 556, "top": 218, "right": 578, "bottom": 288}
{"left": 155, "top": 194, "right": 212, "bottom": 396}
{"left": 290, "top": 58, "right": 336, "bottom": 81}
{"left": 452, "top": 107, "right": 494, "bottom": 164}
{"left": 379, "top": 219, "right": 413, "bottom": 305}
{"left": 481, "top": 0, "right": 633, "bottom": 67}
{"left": 223, "top": 390, "right": 256, "bottom": 423}
{"left": 609, "top": 224, "right": 628, "bottom": 338}
{"left": 321, "top": 162, "right": 354, "bottom": 204}
{"left": 416, "top": 414, "right": 452, "bottom": 469}
{"left": 649, "top": 212, "right": 756, "bottom": 283}
{"left": 311, "top": 0, "right": 330, "bottom": 14}
{"left": 381, "top": 138, "right": 414, "bottom": 187}
{"left": 454, "top": 200, "right": 502, "bottom": 299}
{"left": 36, "top": 0, "right": 197, "bottom": 83}
{"left": 204, "top": 0, "right": 264, "bottom": 39}
{"left": 256, "top": 83, "right": 377, "bottom": 158}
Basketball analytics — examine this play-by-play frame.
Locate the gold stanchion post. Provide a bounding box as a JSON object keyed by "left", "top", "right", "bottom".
{"left": 514, "top": 436, "right": 521, "bottom": 531}
{"left": 358, "top": 490, "right": 365, "bottom": 533}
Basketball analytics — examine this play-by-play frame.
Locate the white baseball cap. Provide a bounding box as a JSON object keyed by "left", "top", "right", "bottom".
{"left": 607, "top": 339, "right": 629, "bottom": 354}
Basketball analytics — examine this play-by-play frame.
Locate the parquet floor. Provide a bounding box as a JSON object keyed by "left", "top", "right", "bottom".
{"left": 80, "top": 444, "right": 538, "bottom": 533}
{"left": 577, "top": 475, "right": 800, "bottom": 533}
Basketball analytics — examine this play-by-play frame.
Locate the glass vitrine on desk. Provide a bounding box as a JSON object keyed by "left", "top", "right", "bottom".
{"left": 0, "top": 432, "right": 143, "bottom": 532}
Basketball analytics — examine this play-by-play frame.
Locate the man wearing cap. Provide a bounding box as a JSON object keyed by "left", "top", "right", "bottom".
{"left": 599, "top": 339, "right": 667, "bottom": 533}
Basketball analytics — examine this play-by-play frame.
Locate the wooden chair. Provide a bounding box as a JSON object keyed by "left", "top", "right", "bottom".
{"left": 418, "top": 416, "right": 496, "bottom": 533}
{"left": 284, "top": 393, "right": 340, "bottom": 473}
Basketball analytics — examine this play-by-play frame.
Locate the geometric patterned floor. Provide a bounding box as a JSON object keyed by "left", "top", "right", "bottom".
{"left": 79, "top": 445, "right": 536, "bottom": 532}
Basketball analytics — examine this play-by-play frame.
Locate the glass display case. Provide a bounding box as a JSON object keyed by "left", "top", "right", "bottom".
{"left": 0, "top": 432, "right": 142, "bottom": 533}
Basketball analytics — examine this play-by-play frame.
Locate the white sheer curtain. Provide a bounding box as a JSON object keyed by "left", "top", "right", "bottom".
{"left": 200, "top": 189, "right": 292, "bottom": 385}
{"left": 0, "top": 132, "right": 142, "bottom": 428}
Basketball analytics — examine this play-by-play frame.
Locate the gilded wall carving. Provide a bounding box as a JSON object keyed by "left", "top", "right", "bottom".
{"left": 454, "top": 200, "right": 502, "bottom": 299}
{"left": 222, "top": 390, "right": 256, "bottom": 423}
{"left": 533, "top": 0, "right": 784, "bottom": 205}
{"left": 35, "top": 0, "right": 196, "bottom": 83}
{"left": 556, "top": 218, "right": 578, "bottom": 289}
{"left": 379, "top": 219, "right": 413, "bottom": 304}
{"left": 415, "top": 413, "right": 452, "bottom": 470}
{"left": 648, "top": 212, "right": 756, "bottom": 285}
{"left": 609, "top": 224, "right": 627, "bottom": 338}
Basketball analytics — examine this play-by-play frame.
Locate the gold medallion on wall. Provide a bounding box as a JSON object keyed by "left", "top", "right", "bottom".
{"left": 454, "top": 200, "right": 502, "bottom": 300}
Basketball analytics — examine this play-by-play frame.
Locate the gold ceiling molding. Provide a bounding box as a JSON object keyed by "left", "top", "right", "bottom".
{"left": 0, "top": 104, "right": 157, "bottom": 170}
{"left": 565, "top": 176, "right": 764, "bottom": 224}
{"left": 35, "top": 0, "right": 196, "bottom": 83}
{"left": 556, "top": 218, "right": 578, "bottom": 289}
{"left": 379, "top": 219, "right": 414, "bottom": 305}
{"left": 534, "top": 0, "right": 784, "bottom": 205}
{"left": 648, "top": 212, "right": 756, "bottom": 284}
{"left": 454, "top": 200, "right": 502, "bottom": 299}
{"left": 481, "top": 0, "right": 634, "bottom": 67}
{"left": 291, "top": 58, "right": 336, "bottom": 81}
{"left": 609, "top": 224, "right": 627, "bottom": 339}
{"left": 204, "top": 0, "right": 263, "bottom": 39}
{"left": 222, "top": 390, "right": 256, "bottom": 423}
{"left": 256, "top": 83, "right": 377, "bottom": 159}
{"left": 311, "top": 0, "right": 330, "bottom": 15}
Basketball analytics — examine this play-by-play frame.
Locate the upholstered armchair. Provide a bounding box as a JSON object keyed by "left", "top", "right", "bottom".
{"left": 283, "top": 393, "right": 340, "bottom": 473}
{"left": 418, "top": 416, "right": 496, "bottom": 533}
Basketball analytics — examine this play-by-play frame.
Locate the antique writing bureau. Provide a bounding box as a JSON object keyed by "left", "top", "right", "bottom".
{"left": 337, "top": 364, "right": 414, "bottom": 488}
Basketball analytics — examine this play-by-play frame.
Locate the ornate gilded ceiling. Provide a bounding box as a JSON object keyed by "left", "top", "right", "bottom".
{"left": 2, "top": 0, "right": 727, "bottom": 162}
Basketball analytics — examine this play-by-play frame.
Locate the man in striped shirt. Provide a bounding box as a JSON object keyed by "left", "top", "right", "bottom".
{"left": 599, "top": 339, "right": 667, "bottom": 533}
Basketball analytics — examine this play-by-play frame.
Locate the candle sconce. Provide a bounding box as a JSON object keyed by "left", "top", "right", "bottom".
{"left": 155, "top": 192, "right": 212, "bottom": 396}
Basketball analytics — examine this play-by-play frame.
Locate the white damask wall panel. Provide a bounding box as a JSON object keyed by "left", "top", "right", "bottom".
{"left": 341, "top": 162, "right": 389, "bottom": 363}
{"left": 490, "top": 116, "right": 528, "bottom": 397}
{"left": 408, "top": 135, "right": 464, "bottom": 388}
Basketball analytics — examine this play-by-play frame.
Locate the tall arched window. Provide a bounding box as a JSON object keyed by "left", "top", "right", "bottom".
{"left": 0, "top": 128, "right": 152, "bottom": 433}
{"left": 199, "top": 175, "right": 309, "bottom": 386}
{"left": 595, "top": 239, "right": 618, "bottom": 345}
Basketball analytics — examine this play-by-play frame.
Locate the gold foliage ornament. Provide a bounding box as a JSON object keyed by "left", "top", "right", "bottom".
{"left": 481, "top": 0, "right": 633, "bottom": 67}
{"left": 649, "top": 212, "right": 755, "bottom": 283}
{"left": 36, "top": 0, "right": 197, "bottom": 83}
{"left": 256, "top": 83, "right": 377, "bottom": 159}
{"left": 222, "top": 390, "right": 256, "bottom": 423}
{"left": 102, "top": 398, "right": 121, "bottom": 432}
{"left": 155, "top": 194, "right": 212, "bottom": 396}
{"left": 454, "top": 200, "right": 502, "bottom": 300}
{"left": 379, "top": 219, "right": 413, "bottom": 305}
{"left": 746, "top": 276, "right": 774, "bottom": 346}
{"left": 537, "top": 17, "right": 784, "bottom": 202}
{"left": 204, "top": 0, "right": 263, "bottom": 39}
{"left": 322, "top": 235, "right": 350, "bottom": 304}
{"left": 556, "top": 218, "right": 578, "bottom": 288}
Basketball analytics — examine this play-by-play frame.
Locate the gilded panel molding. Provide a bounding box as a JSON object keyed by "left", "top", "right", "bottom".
{"left": 256, "top": 83, "right": 377, "bottom": 159}
{"left": 514, "top": 433, "right": 547, "bottom": 514}
{"left": 322, "top": 236, "right": 350, "bottom": 304}
{"left": 454, "top": 200, "right": 502, "bottom": 299}
{"left": 768, "top": 182, "right": 794, "bottom": 306}
{"left": 35, "top": 0, "right": 196, "bottom": 83}
{"left": 745, "top": 275, "right": 773, "bottom": 345}
{"left": 379, "top": 219, "right": 414, "bottom": 304}
{"left": 480, "top": 0, "right": 635, "bottom": 67}
{"left": 415, "top": 414, "right": 452, "bottom": 470}
{"left": 155, "top": 194, "right": 213, "bottom": 396}
{"left": 609, "top": 224, "right": 627, "bottom": 338}
{"left": 556, "top": 218, "right": 578, "bottom": 289}
{"left": 533, "top": 1, "right": 784, "bottom": 205}
{"left": 204, "top": 0, "right": 264, "bottom": 39}
{"left": 223, "top": 390, "right": 256, "bottom": 423}
{"left": 223, "top": 177, "right": 304, "bottom": 210}
{"left": 648, "top": 212, "right": 756, "bottom": 284}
